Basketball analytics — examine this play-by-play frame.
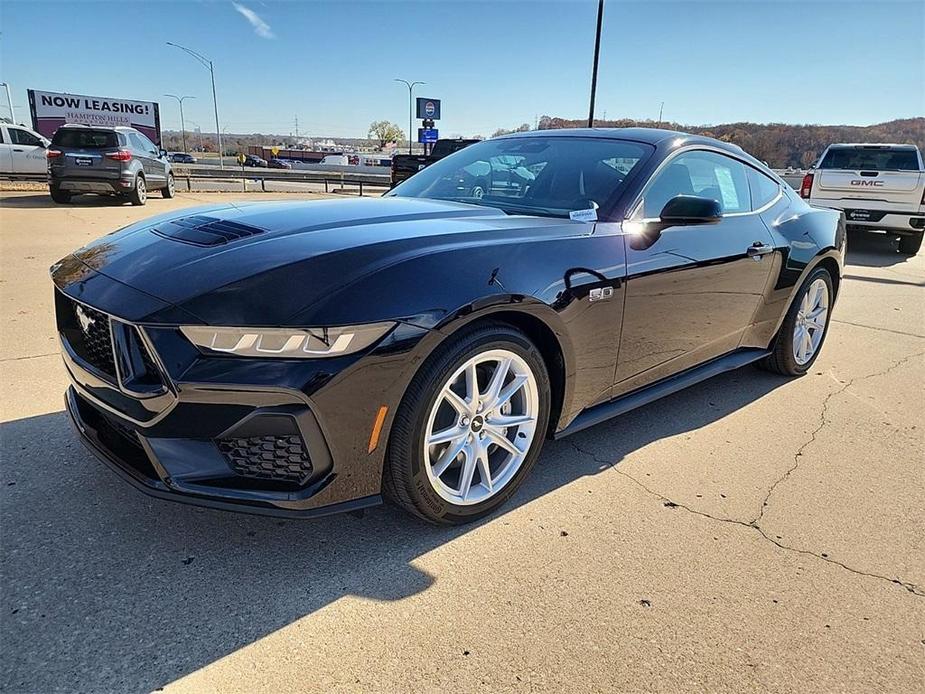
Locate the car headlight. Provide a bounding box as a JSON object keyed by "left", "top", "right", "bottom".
{"left": 179, "top": 322, "right": 396, "bottom": 358}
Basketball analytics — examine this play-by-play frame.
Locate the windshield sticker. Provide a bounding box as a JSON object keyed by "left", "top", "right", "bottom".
{"left": 715, "top": 167, "right": 739, "bottom": 209}
{"left": 569, "top": 207, "right": 598, "bottom": 222}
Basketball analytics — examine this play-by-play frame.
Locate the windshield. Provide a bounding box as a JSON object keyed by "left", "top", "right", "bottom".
{"left": 388, "top": 136, "right": 651, "bottom": 218}
{"left": 820, "top": 146, "right": 920, "bottom": 171}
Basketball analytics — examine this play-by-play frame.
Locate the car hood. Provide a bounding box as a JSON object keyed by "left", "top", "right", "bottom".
{"left": 64, "top": 197, "right": 586, "bottom": 325}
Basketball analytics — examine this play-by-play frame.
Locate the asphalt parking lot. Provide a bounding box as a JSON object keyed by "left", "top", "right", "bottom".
{"left": 1, "top": 190, "right": 923, "bottom": 693}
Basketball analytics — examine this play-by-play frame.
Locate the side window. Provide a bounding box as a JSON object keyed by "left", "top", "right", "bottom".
{"left": 8, "top": 128, "right": 43, "bottom": 147}
{"left": 746, "top": 167, "right": 781, "bottom": 209}
{"left": 129, "top": 133, "right": 149, "bottom": 153}
{"left": 137, "top": 133, "right": 158, "bottom": 153}
{"left": 0, "top": 128, "right": 5, "bottom": 144}
{"left": 641, "top": 150, "right": 751, "bottom": 218}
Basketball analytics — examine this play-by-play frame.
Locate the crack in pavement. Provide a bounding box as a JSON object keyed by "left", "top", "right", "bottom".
{"left": 752, "top": 350, "right": 925, "bottom": 528}
{"left": 831, "top": 319, "right": 925, "bottom": 339}
{"left": 0, "top": 352, "right": 59, "bottom": 363}
{"left": 564, "top": 349, "right": 925, "bottom": 599}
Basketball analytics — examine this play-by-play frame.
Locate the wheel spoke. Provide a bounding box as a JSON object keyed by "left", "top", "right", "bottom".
{"left": 432, "top": 435, "right": 467, "bottom": 478}
{"left": 464, "top": 363, "right": 479, "bottom": 413}
{"left": 492, "top": 375, "right": 528, "bottom": 410}
{"left": 802, "top": 330, "right": 813, "bottom": 358}
{"left": 475, "top": 443, "right": 493, "bottom": 493}
{"left": 486, "top": 428, "right": 522, "bottom": 457}
{"left": 457, "top": 445, "right": 478, "bottom": 500}
{"left": 806, "top": 317, "right": 825, "bottom": 331}
{"left": 486, "top": 413, "right": 534, "bottom": 428}
{"left": 483, "top": 357, "right": 512, "bottom": 406}
{"left": 428, "top": 425, "right": 463, "bottom": 446}
{"left": 443, "top": 388, "right": 469, "bottom": 416}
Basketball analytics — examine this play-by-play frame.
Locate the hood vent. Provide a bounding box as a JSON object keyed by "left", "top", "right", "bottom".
{"left": 151, "top": 215, "right": 267, "bottom": 247}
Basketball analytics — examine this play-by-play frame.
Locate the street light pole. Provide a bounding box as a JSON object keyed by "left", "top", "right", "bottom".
{"left": 164, "top": 94, "right": 195, "bottom": 153}
{"left": 167, "top": 42, "right": 224, "bottom": 169}
{"left": 587, "top": 0, "right": 604, "bottom": 128}
{"left": 395, "top": 78, "right": 424, "bottom": 155}
{"left": 0, "top": 82, "right": 14, "bottom": 123}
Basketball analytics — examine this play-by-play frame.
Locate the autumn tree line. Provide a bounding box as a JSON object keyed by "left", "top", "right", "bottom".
{"left": 531, "top": 116, "right": 925, "bottom": 169}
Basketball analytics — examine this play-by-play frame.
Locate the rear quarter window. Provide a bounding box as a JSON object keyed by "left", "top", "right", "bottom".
{"left": 52, "top": 130, "right": 119, "bottom": 149}
{"left": 746, "top": 167, "right": 781, "bottom": 209}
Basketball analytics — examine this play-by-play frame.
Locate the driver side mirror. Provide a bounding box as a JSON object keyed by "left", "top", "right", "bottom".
{"left": 158, "top": 148, "right": 168, "bottom": 159}
{"left": 659, "top": 195, "right": 723, "bottom": 226}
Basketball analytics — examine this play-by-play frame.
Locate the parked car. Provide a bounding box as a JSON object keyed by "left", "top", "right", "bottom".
{"left": 168, "top": 152, "right": 197, "bottom": 164}
{"left": 243, "top": 154, "right": 267, "bottom": 168}
{"left": 0, "top": 123, "right": 50, "bottom": 176}
{"left": 47, "top": 124, "right": 174, "bottom": 205}
{"left": 268, "top": 158, "right": 292, "bottom": 169}
{"left": 52, "top": 128, "right": 844, "bottom": 524}
{"left": 802, "top": 143, "right": 924, "bottom": 255}
{"left": 391, "top": 138, "right": 480, "bottom": 187}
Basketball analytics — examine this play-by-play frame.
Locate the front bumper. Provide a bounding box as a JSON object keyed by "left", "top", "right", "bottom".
{"left": 65, "top": 387, "right": 380, "bottom": 518}
{"left": 52, "top": 272, "right": 433, "bottom": 518}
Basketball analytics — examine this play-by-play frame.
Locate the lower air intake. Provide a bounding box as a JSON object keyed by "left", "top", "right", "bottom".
{"left": 217, "top": 435, "right": 313, "bottom": 485}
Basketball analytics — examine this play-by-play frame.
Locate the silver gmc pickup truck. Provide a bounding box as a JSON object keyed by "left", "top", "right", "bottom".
{"left": 802, "top": 143, "right": 925, "bottom": 255}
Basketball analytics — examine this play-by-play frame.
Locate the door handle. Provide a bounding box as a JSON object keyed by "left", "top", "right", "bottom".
{"left": 12, "top": 148, "right": 23, "bottom": 152}
{"left": 747, "top": 242, "right": 774, "bottom": 259}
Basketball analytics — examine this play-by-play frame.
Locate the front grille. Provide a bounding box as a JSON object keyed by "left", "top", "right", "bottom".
{"left": 56, "top": 291, "right": 164, "bottom": 389}
{"left": 217, "top": 435, "right": 313, "bottom": 485}
{"left": 57, "top": 294, "right": 117, "bottom": 379}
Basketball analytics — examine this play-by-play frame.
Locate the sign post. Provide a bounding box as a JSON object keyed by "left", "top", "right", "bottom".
{"left": 415, "top": 98, "right": 441, "bottom": 155}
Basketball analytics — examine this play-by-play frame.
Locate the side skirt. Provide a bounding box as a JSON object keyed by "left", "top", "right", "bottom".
{"left": 553, "top": 348, "right": 771, "bottom": 439}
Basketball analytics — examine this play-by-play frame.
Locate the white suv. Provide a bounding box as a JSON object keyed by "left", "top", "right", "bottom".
{"left": 802, "top": 143, "right": 925, "bottom": 255}
{"left": 0, "top": 122, "right": 50, "bottom": 177}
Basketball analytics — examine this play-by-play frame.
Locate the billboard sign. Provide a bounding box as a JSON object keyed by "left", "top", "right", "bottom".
{"left": 28, "top": 89, "right": 162, "bottom": 144}
{"left": 415, "top": 97, "right": 441, "bottom": 120}
{"left": 418, "top": 127, "right": 439, "bottom": 144}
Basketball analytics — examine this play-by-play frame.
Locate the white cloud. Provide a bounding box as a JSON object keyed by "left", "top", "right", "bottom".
{"left": 232, "top": 2, "right": 275, "bottom": 39}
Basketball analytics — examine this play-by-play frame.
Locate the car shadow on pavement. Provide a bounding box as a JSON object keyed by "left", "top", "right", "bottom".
{"left": 0, "top": 193, "right": 135, "bottom": 209}
{"left": 845, "top": 230, "right": 915, "bottom": 269}
{"left": 0, "top": 367, "right": 789, "bottom": 693}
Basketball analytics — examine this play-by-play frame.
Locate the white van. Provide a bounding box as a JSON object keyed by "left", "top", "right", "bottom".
{"left": 0, "top": 123, "right": 51, "bottom": 176}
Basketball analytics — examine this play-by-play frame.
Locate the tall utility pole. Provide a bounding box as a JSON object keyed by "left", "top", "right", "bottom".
{"left": 587, "top": 0, "right": 605, "bottom": 128}
{"left": 395, "top": 78, "right": 425, "bottom": 155}
{"left": 0, "top": 82, "right": 14, "bottom": 123}
{"left": 657, "top": 101, "right": 664, "bottom": 126}
{"left": 167, "top": 42, "right": 224, "bottom": 169}
{"left": 164, "top": 94, "right": 195, "bottom": 153}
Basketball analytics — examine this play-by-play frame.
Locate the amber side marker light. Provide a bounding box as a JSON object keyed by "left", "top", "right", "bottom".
{"left": 368, "top": 405, "right": 389, "bottom": 453}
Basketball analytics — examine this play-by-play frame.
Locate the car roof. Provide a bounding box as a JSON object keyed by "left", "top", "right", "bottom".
{"left": 57, "top": 123, "right": 136, "bottom": 133}
{"left": 826, "top": 142, "right": 917, "bottom": 150}
{"left": 498, "top": 127, "right": 746, "bottom": 154}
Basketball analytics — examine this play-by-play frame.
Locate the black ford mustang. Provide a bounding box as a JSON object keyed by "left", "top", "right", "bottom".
{"left": 52, "top": 129, "right": 845, "bottom": 524}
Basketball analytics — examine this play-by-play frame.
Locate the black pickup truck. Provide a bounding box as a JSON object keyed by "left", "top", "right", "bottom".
{"left": 390, "top": 138, "right": 479, "bottom": 188}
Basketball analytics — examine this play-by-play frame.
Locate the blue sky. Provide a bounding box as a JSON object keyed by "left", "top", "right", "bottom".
{"left": 1, "top": 0, "right": 922, "bottom": 138}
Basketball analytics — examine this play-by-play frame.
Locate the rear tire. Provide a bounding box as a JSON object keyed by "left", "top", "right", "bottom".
{"left": 128, "top": 176, "right": 147, "bottom": 206}
{"left": 49, "top": 186, "right": 71, "bottom": 204}
{"left": 759, "top": 266, "right": 834, "bottom": 376}
{"left": 384, "top": 322, "right": 551, "bottom": 525}
{"left": 161, "top": 173, "right": 176, "bottom": 198}
{"left": 898, "top": 233, "right": 922, "bottom": 256}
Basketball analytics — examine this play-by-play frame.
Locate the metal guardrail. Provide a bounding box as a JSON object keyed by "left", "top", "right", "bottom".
{"left": 171, "top": 166, "right": 391, "bottom": 196}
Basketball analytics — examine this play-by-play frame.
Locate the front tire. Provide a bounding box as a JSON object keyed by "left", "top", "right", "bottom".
{"left": 760, "top": 266, "right": 834, "bottom": 376}
{"left": 161, "top": 173, "right": 176, "bottom": 198}
{"left": 898, "top": 233, "right": 922, "bottom": 256}
{"left": 128, "top": 176, "right": 147, "bottom": 206}
{"left": 384, "top": 323, "right": 551, "bottom": 525}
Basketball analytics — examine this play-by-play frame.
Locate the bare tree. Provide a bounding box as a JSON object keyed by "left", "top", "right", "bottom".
{"left": 368, "top": 121, "right": 404, "bottom": 149}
